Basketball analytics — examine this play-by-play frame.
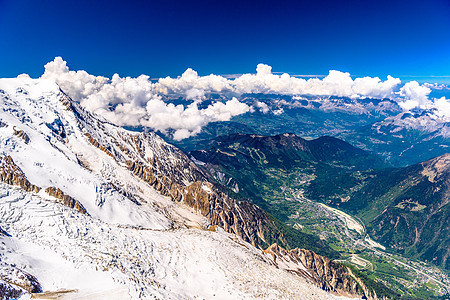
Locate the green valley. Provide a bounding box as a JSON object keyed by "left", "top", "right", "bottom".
{"left": 189, "top": 132, "right": 450, "bottom": 299}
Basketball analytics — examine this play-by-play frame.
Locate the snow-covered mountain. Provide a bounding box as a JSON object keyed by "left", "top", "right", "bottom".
{"left": 372, "top": 109, "right": 450, "bottom": 138}
{"left": 0, "top": 78, "right": 369, "bottom": 299}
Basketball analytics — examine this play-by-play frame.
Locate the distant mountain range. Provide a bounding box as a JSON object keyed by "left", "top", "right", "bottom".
{"left": 169, "top": 94, "right": 449, "bottom": 167}
{"left": 189, "top": 133, "right": 383, "bottom": 220}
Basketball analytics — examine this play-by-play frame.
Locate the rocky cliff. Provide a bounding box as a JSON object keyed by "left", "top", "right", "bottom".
{"left": 0, "top": 154, "right": 88, "bottom": 216}
{"left": 265, "top": 244, "right": 363, "bottom": 298}
{"left": 0, "top": 155, "right": 40, "bottom": 193}
{"left": 45, "top": 186, "right": 88, "bottom": 215}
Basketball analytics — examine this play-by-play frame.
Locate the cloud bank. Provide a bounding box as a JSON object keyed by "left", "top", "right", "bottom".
{"left": 41, "top": 57, "right": 249, "bottom": 140}
{"left": 39, "top": 57, "right": 449, "bottom": 139}
{"left": 156, "top": 63, "right": 402, "bottom": 99}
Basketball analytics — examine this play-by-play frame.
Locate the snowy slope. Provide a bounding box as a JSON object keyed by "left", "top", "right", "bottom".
{"left": 0, "top": 77, "right": 351, "bottom": 299}
{"left": 1, "top": 183, "right": 344, "bottom": 300}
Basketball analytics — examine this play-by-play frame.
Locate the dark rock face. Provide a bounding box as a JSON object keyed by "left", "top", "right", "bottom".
{"left": 85, "top": 133, "right": 114, "bottom": 158}
{"left": 0, "top": 281, "right": 23, "bottom": 300}
{"left": 0, "top": 227, "right": 10, "bottom": 237}
{"left": 124, "top": 148, "right": 282, "bottom": 248}
{"left": 0, "top": 266, "right": 42, "bottom": 294}
{"left": 0, "top": 155, "right": 40, "bottom": 193}
{"left": 45, "top": 187, "right": 88, "bottom": 215}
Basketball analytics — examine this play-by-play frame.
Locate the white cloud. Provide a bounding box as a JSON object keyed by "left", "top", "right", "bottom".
{"left": 17, "top": 73, "right": 31, "bottom": 79}
{"left": 353, "top": 75, "right": 401, "bottom": 99}
{"left": 155, "top": 63, "right": 402, "bottom": 100}
{"left": 233, "top": 67, "right": 402, "bottom": 98}
{"left": 394, "top": 81, "right": 450, "bottom": 120}
{"left": 153, "top": 64, "right": 449, "bottom": 118}
{"left": 433, "top": 97, "right": 450, "bottom": 118}
{"left": 396, "top": 81, "right": 449, "bottom": 119}
{"left": 424, "top": 97, "right": 450, "bottom": 121}
{"left": 38, "top": 57, "right": 448, "bottom": 137}
{"left": 423, "top": 82, "right": 449, "bottom": 90}
{"left": 156, "top": 68, "right": 231, "bottom": 97}
{"left": 398, "top": 81, "right": 432, "bottom": 110}
{"left": 255, "top": 101, "right": 270, "bottom": 114}
{"left": 185, "top": 88, "right": 206, "bottom": 101}
{"left": 41, "top": 57, "right": 109, "bottom": 101}
{"left": 40, "top": 57, "right": 249, "bottom": 139}
{"left": 273, "top": 108, "right": 284, "bottom": 115}
{"left": 141, "top": 96, "right": 249, "bottom": 140}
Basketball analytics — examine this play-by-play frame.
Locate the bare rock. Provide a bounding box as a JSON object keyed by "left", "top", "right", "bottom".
{"left": 0, "top": 155, "right": 40, "bottom": 193}
{"left": 0, "top": 280, "right": 23, "bottom": 300}
{"left": 0, "top": 226, "right": 10, "bottom": 237}
{"left": 265, "top": 244, "right": 364, "bottom": 298}
{"left": 85, "top": 133, "right": 114, "bottom": 158}
{"left": 12, "top": 127, "right": 30, "bottom": 144}
{"left": 45, "top": 187, "right": 88, "bottom": 215}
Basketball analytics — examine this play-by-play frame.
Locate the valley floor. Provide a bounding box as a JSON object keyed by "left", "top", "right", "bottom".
{"left": 289, "top": 194, "right": 449, "bottom": 298}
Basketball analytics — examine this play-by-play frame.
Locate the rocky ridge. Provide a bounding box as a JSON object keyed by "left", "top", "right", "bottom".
{"left": 63, "top": 90, "right": 289, "bottom": 249}
{"left": 0, "top": 154, "right": 87, "bottom": 215}
{"left": 265, "top": 244, "right": 363, "bottom": 298}
{"left": 0, "top": 155, "right": 40, "bottom": 193}
{"left": 45, "top": 186, "right": 88, "bottom": 215}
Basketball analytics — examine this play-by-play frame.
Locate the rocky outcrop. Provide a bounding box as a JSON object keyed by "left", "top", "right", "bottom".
{"left": 0, "top": 226, "right": 10, "bottom": 237}
{"left": 0, "top": 156, "right": 88, "bottom": 216}
{"left": 125, "top": 158, "right": 279, "bottom": 247}
{"left": 0, "top": 155, "right": 40, "bottom": 193}
{"left": 59, "top": 92, "right": 73, "bottom": 110}
{"left": 0, "top": 266, "right": 42, "bottom": 294}
{"left": 0, "top": 281, "right": 23, "bottom": 300}
{"left": 45, "top": 187, "right": 88, "bottom": 215}
{"left": 58, "top": 91, "right": 82, "bottom": 120}
{"left": 12, "top": 127, "right": 30, "bottom": 144}
{"left": 265, "top": 244, "right": 363, "bottom": 298}
{"left": 68, "top": 103, "right": 284, "bottom": 248}
{"left": 85, "top": 133, "right": 114, "bottom": 158}
{"left": 0, "top": 263, "right": 42, "bottom": 299}
{"left": 421, "top": 152, "right": 450, "bottom": 183}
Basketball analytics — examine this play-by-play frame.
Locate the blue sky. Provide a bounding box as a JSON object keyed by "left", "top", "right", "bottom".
{"left": 1, "top": 0, "right": 449, "bottom": 83}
